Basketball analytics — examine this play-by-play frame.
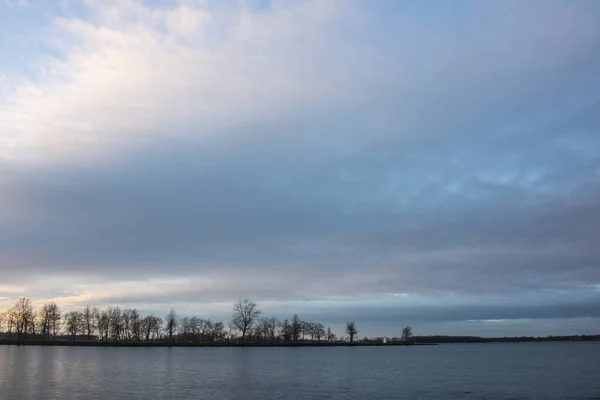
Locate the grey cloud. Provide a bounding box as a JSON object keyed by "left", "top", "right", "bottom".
{"left": 1, "top": 104, "right": 599, "bottom": 293}
{"left": 307, "top": 299, "right": 600, "bottom": 326}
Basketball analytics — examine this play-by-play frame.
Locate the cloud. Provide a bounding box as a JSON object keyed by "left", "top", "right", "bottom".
{"left": 0, "top": 0, "right": 369, "bottom": 163}
{"left": 0, "top": 0, "right": 599, "bottom": 335}
{"left": 2, "top": 0, "right": 598, "bottom": 163}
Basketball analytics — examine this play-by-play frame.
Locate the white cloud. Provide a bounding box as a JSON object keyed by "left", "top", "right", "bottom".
{"left": 165, "top": 5, "right": 212, "bottom": 37}
{"left": 2, "top": 0, "right": 595, "bottom": 167}
{"left": 0, "top": 0, "right": 367, "bottom": 165}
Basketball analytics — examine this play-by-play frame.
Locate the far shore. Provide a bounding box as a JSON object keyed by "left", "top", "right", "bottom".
{"left": 0, "top": 339, "right": 437, "bottom": 348}
{"left": 2, "top": 334, "right": 599, "bottom": 348}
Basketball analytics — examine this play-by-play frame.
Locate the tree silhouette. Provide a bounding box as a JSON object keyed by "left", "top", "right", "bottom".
{"left": 96, "top": 309, "right": 110, "bottom": 341}
{"left": 108, "top": 307, "right": 122, "bottom": 341}
{"left": 291, "top": 314, "right": 302, "bottom": 342}
{"left": 14, "top": 298, "right": 33, "bottom": 340}
{"left": 346, "top": 321, "right": 358, "bottom": 343}
{"left": 165, "top": 309, "right": 178, "bottom": 342}
{"left": 402, "top": 326, "right": 413, "bottom": 342}
{"left": 82, "top": 305, "right": 95, "bottom": 340}
{"left": 327, "top": 327, "right": 336, "bottom": 342}
{"left": 281, "top": 319, "right": 292, "bottom": 342}
{"left": 232, "top": 299, "right": 261, "bottom": 341}
{"left": 65, "top": 311, "right": 83, "bottom": 341}
{"left": 0, "top": 299, "right": 405, "bottom": 347}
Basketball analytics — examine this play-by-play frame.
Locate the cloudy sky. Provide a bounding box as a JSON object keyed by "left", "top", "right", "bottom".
{"left": 1, "top": 0, "right": 599, "bottom": 337}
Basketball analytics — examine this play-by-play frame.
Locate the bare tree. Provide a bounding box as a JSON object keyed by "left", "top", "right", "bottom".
{"left": 346, "top": 321, "right": 358, "bottom": 343}
{"left": 189, "top": 316, "right": 201, "bottom": 341}
{"left": 313, "top": 323, "right": 326, "bottom": 341}
{"left": 82, "top": 305, "right": 95, "bottom": 340}
{"left": 205, "top": 321, "right": 225, "bottom": 341}
{"left": 227, "top": 321, "right": 235, "bottom": 342}
{"left": 130, "top": 309, "right": 141, "bottom": 341}
{"left": 6, "top": 309, "right": 16, "bottom": 339}
{"left": 232, "top": 299, "right": 261, "bottom": 341}
{"left": 327, "top": 327, "right": 336, "bottom": 342}
{"left": 140, "top": 315, "right": 162, "bottom": 341}
{"left": 258, "top": 317, "right": 272, "bottom": 341}
{"left": 203, "top": 319, "right": 214, "bottom": 341}
{"left": 108, "top": 307, "right": 123, "bottom": 341}
{"left": 96, "top": 309, "right": 110, "bottom": 341}
{"left": 122, "top": 309, "right": 135, "bottom": 341}
{"left": 65, "top": 311, "right": 83, "bottom": 341}
{"left": 0, "top": 301, "right": 357, "bottom": 347}
{"left": 300, "top": 320, "right": 310, "bottom": 340}
{"left": 401, "top": 326, "right": 413, "bottom": 342}
{"left": 268, "top": 317, "right": 279, "bottom": 341}
{"left": 46, "top": 302, "right": 62, "bottom": 339}
{"left": 40, "top": 303, "right": 56, "bottom": 339}
{"left": 165, "top": 309, "right": 178, "bottom": 341}
{"left": 28, "top": 311, "right": 39, "bottom": 337}
{"left": 141, "top": 316, "right": 152, "bottom": 341}
{"left": 14, "top": 298, "right": 34, "bottom": 339}
{"left": 153, "top": 316, "right": 163, "bottom": 339}
{"left": 38, "top": 308, "right": 49, "bottom": 339}
{"left": 291, "top": 314, "right": 302, "bottom": 342}
{"left": 305, "top": 322, "right": 315, "bottom": 340}
{"left": 203, "top": 319, "right": 212, "bottom": 341}
{"left": 280, "top": 319, "right": 291, "bottom": 342}
{"left": 179, "top": 316, "right": 190, "bottom": 338}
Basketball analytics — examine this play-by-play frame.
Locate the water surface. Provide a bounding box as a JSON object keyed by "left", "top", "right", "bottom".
{"left": 1, "top": 342, "right": 599, "bottom": 399}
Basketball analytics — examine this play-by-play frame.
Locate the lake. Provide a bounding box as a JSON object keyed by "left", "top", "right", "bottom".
{"left": 0, "top": 343, "right": 599, "bottom": 399}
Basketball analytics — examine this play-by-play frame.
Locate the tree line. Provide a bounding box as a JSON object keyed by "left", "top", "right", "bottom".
{"left": 0, "top": 298, "right": 415, "bottom": 344}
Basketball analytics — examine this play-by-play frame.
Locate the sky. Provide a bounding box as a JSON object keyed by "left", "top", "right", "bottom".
{"left": 1, "top": 0, "right": 599, "bottom": 338}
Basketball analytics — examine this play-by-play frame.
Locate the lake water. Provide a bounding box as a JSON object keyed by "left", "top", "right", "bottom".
{"left": 0, "top": 343, "right": 599, "bottom": 399}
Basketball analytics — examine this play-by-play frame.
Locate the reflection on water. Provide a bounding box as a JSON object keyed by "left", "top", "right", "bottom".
{"left": 0, "top": 343, "right": 599, "bottom": 400}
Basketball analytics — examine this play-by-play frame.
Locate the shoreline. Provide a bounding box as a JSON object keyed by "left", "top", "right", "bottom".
{"left": 0, "top": 340, "right": 437, "bottom": 348}
{"left": 2, "top": 336, "right": 597, "bottom": 348}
